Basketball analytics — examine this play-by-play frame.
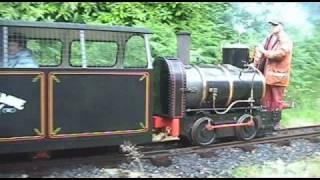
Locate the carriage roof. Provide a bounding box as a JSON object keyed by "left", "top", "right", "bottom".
{"left": 0, "top": 20, "right": 152, "bottom": 34}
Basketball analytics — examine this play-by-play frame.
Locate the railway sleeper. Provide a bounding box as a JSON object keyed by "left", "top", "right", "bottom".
{"left": 237, "top": 145, "right": 256, "bottom": 152}
{"left": 273, "top": 140, "right": 291, "bottom": 147}
{"left": 149, "top": 155, "right": 172, "bottom": 167}
{"left": 305, "top": 136, "right": 320, "bottom": 143}
{"left": 197, "top": 151, "right": 217, "bottom": 158}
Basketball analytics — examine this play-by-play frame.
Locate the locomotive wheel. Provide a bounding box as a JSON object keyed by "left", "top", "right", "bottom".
{"left": 191, "top": 117, "right": 216, "bottom": 146}
{"left": 235, "top": 114, "right": 258, "bottom": 141}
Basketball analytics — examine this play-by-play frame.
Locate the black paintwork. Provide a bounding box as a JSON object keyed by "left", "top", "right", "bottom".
{"left": 52, "top": 73, "right": 147, "bottom": 134}
{"left": 0, "top": 74, "right": 41, "bottom": 138}
{"left": 153, "top": 57, "right": 186, "bottom": 119}
{"left": 222, "top": 46, "right": 250, "bottom": 68}
{"left": 0, "top": 68, "right": 153, "bottom": 154}
{"left": 184, "top": 64, "right": 264, "bottom": 108}
{"left": 202, "top": 66, "right": 231, "bottom": 107}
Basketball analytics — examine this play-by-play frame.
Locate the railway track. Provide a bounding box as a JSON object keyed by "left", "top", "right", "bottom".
{"left": 0, "top": 125, "right": 319, "bottom": 177}
{"left": 142, "top": 124, "right": 320, "bottom": 158}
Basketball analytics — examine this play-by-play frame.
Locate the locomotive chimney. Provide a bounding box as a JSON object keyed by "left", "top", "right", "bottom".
{"left": 176, "top": 32, "right": 191, "bottom": 65}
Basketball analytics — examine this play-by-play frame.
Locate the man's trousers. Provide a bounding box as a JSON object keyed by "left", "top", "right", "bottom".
{"left": 262, "top": 85, "right": 286, "bottom": 112}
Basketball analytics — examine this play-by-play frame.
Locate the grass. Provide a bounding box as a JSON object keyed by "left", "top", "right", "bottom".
{"left": 232, "top": 153, "right": 320, "bottom": 178}
{"left": 281, "top": 96, "right": 320, "bottom": 128}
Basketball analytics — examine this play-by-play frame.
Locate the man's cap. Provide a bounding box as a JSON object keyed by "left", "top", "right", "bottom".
{"left": 268, "top": 19, "right": 283, "bottom": 26}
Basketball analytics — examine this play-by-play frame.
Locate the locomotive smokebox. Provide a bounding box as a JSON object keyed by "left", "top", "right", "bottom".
{"left": 222, "top": 44, "right": 249, "bottom": 68}
{"left": 176, "top": 32, "right": 191, "bottom": 65}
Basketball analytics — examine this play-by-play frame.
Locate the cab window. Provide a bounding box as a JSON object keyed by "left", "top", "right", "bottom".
{"left": 124, "top": 36, "right": 147, "bottom": 68}
{"left": 70, "top": 41, "right": 117, "bottom": 67}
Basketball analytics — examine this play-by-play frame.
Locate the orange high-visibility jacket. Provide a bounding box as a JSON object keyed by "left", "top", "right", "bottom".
{"left": 254, "top": 32, "right": 293, "bottom": 87}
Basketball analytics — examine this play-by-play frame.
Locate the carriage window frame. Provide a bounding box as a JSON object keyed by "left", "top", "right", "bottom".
{"left": 69, "top": 39, "right": 119, "bottom": 68}
{"left": 26, "top": 38, "right": 63, "bottom": 67}
{"left": 123, "top": 34, "right": 148, "bottom": 69}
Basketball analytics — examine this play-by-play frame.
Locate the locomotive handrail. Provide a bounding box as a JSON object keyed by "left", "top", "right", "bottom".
{"left": 247, "top": 64, "right": 259, "bottom": 115}
{"left": 185, "top": 106, "right": 261, "bottom": 112}
{"left": 239, "top": 63, "right": 262, "bottom": 115}
{"left": 211, "top": 98, "right": 255, "bottom": 115}
{"left": 211, "top": 87, "right": 255, "bottom": 114}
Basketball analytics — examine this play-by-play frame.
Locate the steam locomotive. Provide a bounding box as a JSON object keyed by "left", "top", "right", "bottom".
{"left": 0, "top": 20, "right": 280, "bottom": 155}
{"left": 152, "top": 33, "right": 278, "bottom": 146}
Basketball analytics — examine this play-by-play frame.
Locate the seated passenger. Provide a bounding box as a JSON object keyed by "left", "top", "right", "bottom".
{"left": 5, "top": 33, "right": 38, "bottom": 68}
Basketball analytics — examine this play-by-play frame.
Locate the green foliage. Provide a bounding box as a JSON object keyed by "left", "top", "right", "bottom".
{"left": 27, "top": 40, "right": 62, "bottom": 66}
{"left": 0, "top": 2, "right": 237, "bottom": 62}
{"left": 124, "top": 35, "right": 148, "bottom": 68}
{"left": 70, "top": 41, "right": 117, "bottom": 67}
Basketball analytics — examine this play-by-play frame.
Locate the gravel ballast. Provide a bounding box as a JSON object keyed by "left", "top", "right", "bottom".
{"left": 2, "top": 138, "right": 320, "bottom": 178}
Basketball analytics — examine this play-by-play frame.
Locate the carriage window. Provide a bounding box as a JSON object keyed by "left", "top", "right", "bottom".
{"left": 124, "top": 36, "right": 147, "bottom": 68}
{"left": 1, "top": 32, "right": 62, "bottom": 67}
{"left": 70, "top": 41, "right": 117, "bottom": 67}
{"left": 27, "top": 40, "right": 62, "bottom": 66}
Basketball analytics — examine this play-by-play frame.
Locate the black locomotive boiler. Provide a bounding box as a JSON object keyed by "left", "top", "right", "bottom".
{"left": 0, "top": 21, "right": 282, "bottom": 156}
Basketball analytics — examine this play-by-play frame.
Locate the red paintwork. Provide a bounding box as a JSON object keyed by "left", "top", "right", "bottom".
{"left": 153, "top": 116, "right": 180, "bottom": 137}
{"left": 31, "top": 151, "right": 51, "bottom": 160}
{"left": 205, "top": 119, "right": 254, "bottom": 131}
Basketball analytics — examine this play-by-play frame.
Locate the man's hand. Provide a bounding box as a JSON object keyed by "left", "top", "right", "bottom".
{"left": 257, "top": 45, "right": 266, "bottom": 54}
{"left": 256, "top": 45, "right": 275, "bottom": 59}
